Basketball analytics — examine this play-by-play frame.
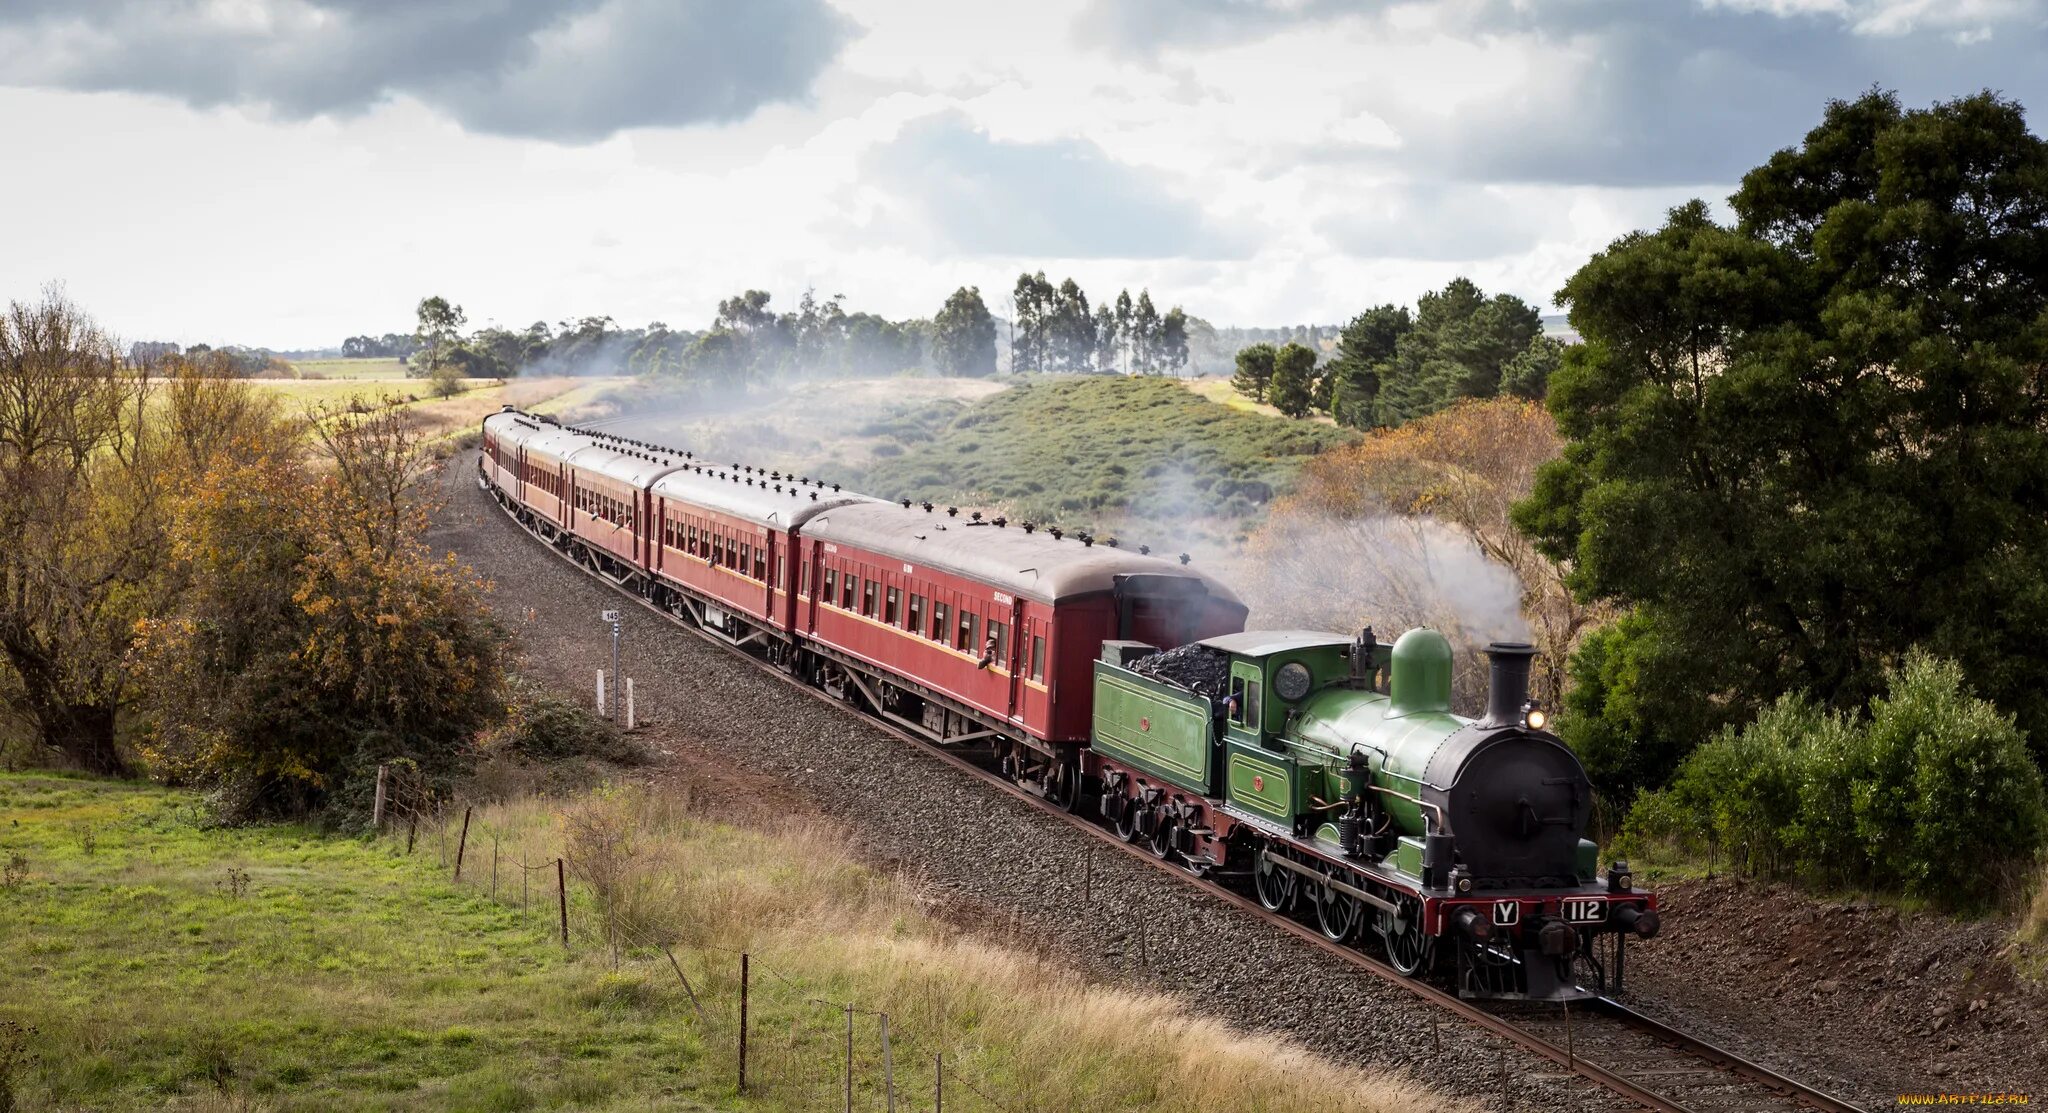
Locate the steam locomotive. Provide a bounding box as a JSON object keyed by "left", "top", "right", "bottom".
{"left": 478, "top": 408, "right": 1657, "bottom": 1000}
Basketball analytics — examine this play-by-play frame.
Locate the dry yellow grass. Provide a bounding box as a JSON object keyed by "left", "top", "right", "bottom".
{"left": 467, "top": 785, "right": 1468, "bottom": 1113}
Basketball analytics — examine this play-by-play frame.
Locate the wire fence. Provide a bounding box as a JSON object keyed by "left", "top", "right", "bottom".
{"left": 371, "top": 765, "right": 1039, "bottom": 1112}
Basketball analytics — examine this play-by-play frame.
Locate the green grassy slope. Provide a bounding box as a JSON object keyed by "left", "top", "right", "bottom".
{"left": 851, "top": 375, "right": 1356, "bottom": 550}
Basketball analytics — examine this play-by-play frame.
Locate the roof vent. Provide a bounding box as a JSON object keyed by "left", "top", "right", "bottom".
{"left": 900, "top": 499, "right": 912, "bottom": 508}
{"left": 1021, "top": 521, "right": 1035, "bottom": 533}
{"left": 946, "top": 507, "right": 958, "bottom": 517}
{"left": 993, "top": 516, "right": 1007, "bottom": 527}
{"left": 1139, "top": 544, "right": 1151, "bottom": 555}
{"left": 1048, "top": 527, "right": 1063, "bottom": 540}
{"left": 1179, "top": 553, "right": 1191, "bottom": 565}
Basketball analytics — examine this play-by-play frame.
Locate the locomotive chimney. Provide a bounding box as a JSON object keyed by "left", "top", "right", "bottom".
{"left": 1481, "top": 642, "right": 1537, "bottom": 727}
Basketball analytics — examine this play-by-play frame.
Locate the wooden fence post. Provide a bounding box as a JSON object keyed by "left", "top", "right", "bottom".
{"left": 372, "top": 764, "right": 388, "bottom": 830}
{"left": 454, "top": 806, "right": 473, "bottom": 881}
{"left": 934, "top": 1053, "right": 943, "bottom": 1113}
{"left": 406, "top": 813, "right": 417, "bottom": 855}
{"left": 557, "top": 858, "right": 569, "bottom": 948}
{"left": 738, "top": 953, "right": 750, "bottom": 1094}
{"left": 843, "top": 1005, "right": 855, "bottom": 1113}
{"left": 491, "top": 838, "right": 499, "bottom": 898}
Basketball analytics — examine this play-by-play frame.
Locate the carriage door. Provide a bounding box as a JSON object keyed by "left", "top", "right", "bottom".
{"left": 1005, "top": 596, "right": 1026, "bottom": 720}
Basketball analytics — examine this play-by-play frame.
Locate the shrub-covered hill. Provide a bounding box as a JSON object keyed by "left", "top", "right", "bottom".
{"left": 851, "top": 375, "right": 1357, "bottom": 550}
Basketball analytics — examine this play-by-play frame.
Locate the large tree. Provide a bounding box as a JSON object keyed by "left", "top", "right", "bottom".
{"left": 932, "top": 286, "right": 997, "bottom": 377}
{"left": 1268, "top": 341, "right": 1318, "bottom": 417}
{"left": 1374, "top": 279, "right": 1542, "bottom": 426}
{"left": 412, "top": 295, "right": 466, "bottom": 377}
{"left": 1517, "top": 90, "right": 2048, "bottom": 792}
{"left": 1327, "top": 304, "right": 1412, "bottom": 428}
{"left": 1231, "top": 342, "right": 1277, "bottom": 401}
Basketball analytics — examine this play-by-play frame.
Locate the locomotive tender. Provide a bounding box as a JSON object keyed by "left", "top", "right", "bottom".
{"left": 478, "top": 407, "right": 1658, "bottom": 1000}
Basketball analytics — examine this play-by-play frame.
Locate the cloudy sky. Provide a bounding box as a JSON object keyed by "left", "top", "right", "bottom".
{"left": 3, "top": 0, "right": 2044, "bottom": 349}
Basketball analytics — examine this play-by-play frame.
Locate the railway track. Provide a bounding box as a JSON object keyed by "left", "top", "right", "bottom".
{"left": 474, "top": 464, "right": 1870, "bottom": 1113}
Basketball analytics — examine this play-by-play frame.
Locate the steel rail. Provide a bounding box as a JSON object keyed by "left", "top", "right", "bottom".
{"left": 470, "top": 465, "right": 1868, "bottom": 1113}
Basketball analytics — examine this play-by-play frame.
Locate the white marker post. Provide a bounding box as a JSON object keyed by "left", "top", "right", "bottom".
{"left": 596, "top": 668, "right": 606, "bottom": 713}
{"left": 625, "top": 678, "right": 636, "bottom": 732}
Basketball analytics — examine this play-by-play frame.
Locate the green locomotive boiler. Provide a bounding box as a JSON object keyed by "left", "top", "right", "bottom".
{"left": 1090, "top": 626, "right": 1659, "bottom": 1000}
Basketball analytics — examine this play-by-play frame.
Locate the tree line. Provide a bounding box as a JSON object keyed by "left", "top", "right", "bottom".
{"left": 1007, "top": 272, "right": 1191, "bottom": 375}
{"left": 1229, "top": 276, "right": 1563, "bottom": 427}
{"left": 398, "top": 285, "right": 1002, "bottom": 390}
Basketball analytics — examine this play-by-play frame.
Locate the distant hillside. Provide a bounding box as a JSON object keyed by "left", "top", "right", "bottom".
{"left": 851, "top": 375, "right": 1357, "bottom": 552}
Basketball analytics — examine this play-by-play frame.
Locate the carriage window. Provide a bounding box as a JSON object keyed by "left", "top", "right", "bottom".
{"left": 823, "top": 568, "right": 837, "bottom": 604}
{"left": 755, "top": 548, "right": 767, "bottom": 582}
{"left": 861, "top": 579, "right": 878, "bottom": 617}
{"left": 907, "top": 594, "right": 925, "bottom": 634}
{"left": 956, "top": 610, "right": 978, "bottom": 653}
{"left": 1030, "top": 636, "right": 1046, "bottom": 682}
{"left": 841, "top": 574, "right": 857, "bottom": 610}
{"left": 931, "top": 602, "right": 949, "bottom": 641}
{"left": 884, "top": 588, "right": 901, "bottom": 626}
{"left": 739, "top": 543, "right": 751, "bottom": 575}
{"left": 987, "top": 619, "right": 1009, "bottom": 668}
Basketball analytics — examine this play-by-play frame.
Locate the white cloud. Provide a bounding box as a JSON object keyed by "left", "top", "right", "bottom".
{"left": 0, "top": 0, "right": 2043, "bottom": 348}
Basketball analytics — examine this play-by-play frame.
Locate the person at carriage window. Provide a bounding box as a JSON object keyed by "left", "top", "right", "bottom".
{"left": 977, "top": 631, "right": 999, "bottom": 670}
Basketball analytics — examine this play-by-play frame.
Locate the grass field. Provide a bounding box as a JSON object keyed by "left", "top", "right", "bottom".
{"left": 0, "top": 774, "right": 1455, "bottom": 1112}
{"left": 288, "top": 358, "right": 413, "bottom": 379}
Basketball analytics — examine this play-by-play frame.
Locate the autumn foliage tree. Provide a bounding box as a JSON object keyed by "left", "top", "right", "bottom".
{"left": 0, "top": 289, "right": 248, "bottom": 774}
{"left": 138, "top": 404, "right": 506, "bottom": 818}
{"left": 1256, "top": 398, "right": 1596, "bottom": 705}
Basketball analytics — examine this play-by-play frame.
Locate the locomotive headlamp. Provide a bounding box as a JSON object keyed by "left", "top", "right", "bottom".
{"left": 1607, "top": 860, "right": 1633, "bottom": 892}
{"left": 1451, "top": 867, "right": 1474, "bottom": 894}
{"left": 1522, "top": 699, "right": 1547, "bottom": 731}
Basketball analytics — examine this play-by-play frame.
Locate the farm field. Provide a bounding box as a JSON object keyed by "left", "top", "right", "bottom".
{"left": 288, "top": 357, "right": 413, "bottom": 379}
{"left": 0, "top": 773, "right": 1450, "bottom": 1113}
{"left": 240, "top": 376, "right": 623, "bottom": 446}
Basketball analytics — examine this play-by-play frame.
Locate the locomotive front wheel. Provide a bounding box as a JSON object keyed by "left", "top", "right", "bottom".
{"left": 1253, "top": 852, "right": 1296, "bottom": 912}
{"left": 1380, "top": 897, "right": 1434, "bottom": 976}
{"left": 1314, "top": 883, "right": 1364, "bottom": 942}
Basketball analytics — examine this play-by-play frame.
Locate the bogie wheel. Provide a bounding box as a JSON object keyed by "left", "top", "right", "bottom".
{"left": 1253, "top": 851, "right": 1297, "bottom": 912}
{"left": 1045, "top": 764, "right": 1081, "bottom": 813}
{"left": 1379, "top": 896, "right": 1435, "bottom": 976}
{"left": 1314, "top": 881, "right": 1365, "bottom": 942}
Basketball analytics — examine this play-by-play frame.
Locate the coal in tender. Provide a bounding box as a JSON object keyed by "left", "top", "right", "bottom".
{"left": 1131, "top": 643, "right": 1231, "bottom": 696}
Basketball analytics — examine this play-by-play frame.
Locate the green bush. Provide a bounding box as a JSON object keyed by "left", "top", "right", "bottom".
{"left": 1621, "top": 650, "right": 2047, "bottom": 911}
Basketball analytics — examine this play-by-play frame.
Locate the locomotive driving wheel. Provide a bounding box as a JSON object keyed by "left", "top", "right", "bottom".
{"left": 1252, "top": 850, "right": 1296, "bottom": 912}
{"left": 1378, "top": 894, "right": 1434, "bottom": 976}
{"left": 1313, "top": 879, "right": 1365, "bottom": 942}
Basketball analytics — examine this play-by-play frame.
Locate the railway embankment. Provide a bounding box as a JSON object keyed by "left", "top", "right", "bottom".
{"left": 432, "top": 453, "right": 1933, "bottom": 1108}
